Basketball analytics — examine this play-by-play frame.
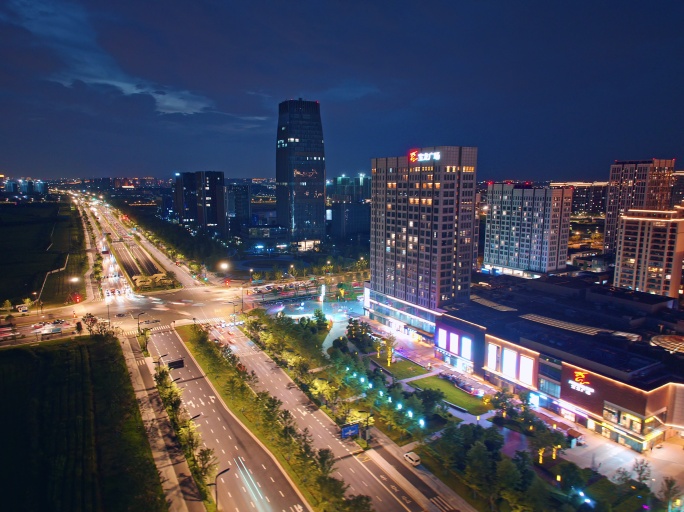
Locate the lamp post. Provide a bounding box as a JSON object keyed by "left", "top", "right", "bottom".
{"left": 240, "top": 287, "right": 244, "bottom": 312}
{"left": 155, "top": 353, "right": 168, "bottom": 365}
{"left": 211, "top": 467, "right": 231, "bottom": 511}
{"left": 136, "top": 311, "right": 146, "bottom": 334}
{"left": 70, "top": 277, "right": 79, "bottom": 302}
{"left": 249, "top": 268, "right": 253, "bottom": 283}
{"left": 358, "top": 410, "right": 372, "bottom": 440}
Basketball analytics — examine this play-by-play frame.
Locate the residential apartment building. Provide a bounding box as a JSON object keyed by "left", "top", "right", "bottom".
{"left": 614, "top": 208, "right": 684, "bottom": 298}
{"left": 483, "top": 183, "right": 573, "bottom": 275}
{"left": 604, "top": 159, "right": 675, "bottom": 254}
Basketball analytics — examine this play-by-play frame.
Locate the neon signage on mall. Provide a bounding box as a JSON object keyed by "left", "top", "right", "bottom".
{"left": 409, "top": 149, "right": 441, "bottom": 163}
{"left": 568, "top": 370, "right": 595, "bottom": 396}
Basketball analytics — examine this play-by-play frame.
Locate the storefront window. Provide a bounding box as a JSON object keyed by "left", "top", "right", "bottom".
{"left": 461, "top": 337, "right": 472, "bottom": 361}
{"left": 450, "top": 333, "right": 459, "bottom": 355}
{"left": 538, "top": 377, "right": 560, "bottom": 398}
{"left": 603, "top": 407, "right": 619, "bottom": 423}
{"left": 519, "top": 355, "right": 534, "bottom": 386}
{"left": 487, "top": 344, "right": 498, "bottom": 371}
{"left": 437, "top": 328, "right": 447, "bottom": 350}
{"left": 502, "top": 348, "right": 517, "bottom": 379}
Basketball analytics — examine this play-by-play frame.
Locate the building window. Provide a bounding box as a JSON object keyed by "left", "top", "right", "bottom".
{"left": 487, "top": 343, "right": 498, "bottom": 371}
{"left": 538, "top": 377, "right": 560, "bottom": 398}
{"left": 438, "top": 328, "right": 447, "bottom": 350}
{"left": 519, "top": 355, "right": 534, "bottom": 386}
{"left": 449, "top": 333, "right": 459, "bottom": 355}
{"left": 502, "top": 348, "right": 517, "bottom": 379}
{"left": 461, "top": 337, "right": 472, "bottom": 361}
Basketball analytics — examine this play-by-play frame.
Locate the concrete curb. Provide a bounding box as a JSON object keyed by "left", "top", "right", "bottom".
{"left": 170, "top": 328, "right": 314, "bottom": 512}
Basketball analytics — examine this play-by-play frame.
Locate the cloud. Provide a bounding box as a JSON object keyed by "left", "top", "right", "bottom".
{"left": 2, "top": 0, "right": 214, "bottom": 114}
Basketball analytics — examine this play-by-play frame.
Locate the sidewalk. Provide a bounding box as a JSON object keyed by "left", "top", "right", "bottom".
{"left": 119, "top": 335, "right": 204, "bottom": 512}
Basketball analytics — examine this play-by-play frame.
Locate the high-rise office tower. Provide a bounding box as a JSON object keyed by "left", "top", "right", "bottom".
{"left": 196, "top": 171, "right": 225, "bottom": 236}
{"left": 614, "top": 208, "right": 684, "bottom": 298}
{"left": 275, "top": 99, "right": 326, "bottom": 243}
{"left": 604, "top": 159, "right": 675, "bottom": 254}
{"left": 484, "top": 183, "right": 573, "bottom": 275}
{"left": 367, "top": 146, "right": 477, "bottom": 339}
{"left": 225, "top": 183, "right": 252, "bottom": 236}
{"left": 173, "top": 171, "right": 225, "bottom": 236}
{"left": 174, "top": 172, "right": 197, "bottom": 226}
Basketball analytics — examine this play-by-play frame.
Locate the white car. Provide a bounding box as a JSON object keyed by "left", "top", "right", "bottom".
{"left": 404, "top": 452, "right": 421, "bottom": 466}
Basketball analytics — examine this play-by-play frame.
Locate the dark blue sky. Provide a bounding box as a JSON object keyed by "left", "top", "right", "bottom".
{"left": 1, "top": 1, "right": 683, "bottom": 181}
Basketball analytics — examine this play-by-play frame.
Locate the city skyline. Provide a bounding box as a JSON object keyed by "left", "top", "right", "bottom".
{"left": 1, "top": 1, "right": 683, "bottom": 181}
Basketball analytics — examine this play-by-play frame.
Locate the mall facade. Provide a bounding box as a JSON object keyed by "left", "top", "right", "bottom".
{"left": 434, "top": 307, "right": 684, "bottom": 453}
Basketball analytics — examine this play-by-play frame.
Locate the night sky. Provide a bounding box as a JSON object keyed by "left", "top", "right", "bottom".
{"left": 1, "top": 1, "right": 683, "bottom": 182}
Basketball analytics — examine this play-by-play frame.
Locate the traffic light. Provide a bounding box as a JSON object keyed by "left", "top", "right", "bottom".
{"left": 75, "top": 295, "right": 81, "bottom": 303}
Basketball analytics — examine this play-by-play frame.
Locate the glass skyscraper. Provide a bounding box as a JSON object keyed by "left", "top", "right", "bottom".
{"left": 276, "top": 99, "right": 326, "bottom": 243}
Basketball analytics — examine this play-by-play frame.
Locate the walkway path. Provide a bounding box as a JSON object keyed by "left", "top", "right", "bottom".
{"left": 120, "top": 334, "right": 204, "bottom": 512}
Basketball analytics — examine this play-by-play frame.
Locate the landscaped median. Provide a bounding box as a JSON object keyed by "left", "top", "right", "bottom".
{"left": 409, "top": 375, "right": 492, "bottom": 416}
{"left": 174, "top": 324, "right": 373, "bottom": 512}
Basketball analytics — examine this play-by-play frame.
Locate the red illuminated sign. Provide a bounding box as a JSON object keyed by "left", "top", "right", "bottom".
{"left": 573, "top": 371, "right": 591, "bottom": 386}
{"left": 408, "top": 148, "right": 441, "bottom": 163}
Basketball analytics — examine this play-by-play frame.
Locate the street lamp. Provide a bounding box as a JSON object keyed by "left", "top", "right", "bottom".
{"left": 210, "top": 467, "right": 231, "bottom": 511}
{"left": 136, "top": 311, "right": 146, "bottom": 334}
{"left": 155, "top": 353, "right": 168, "bottom": 365}
{"left": 249, "top": 268, "right": 253, "bottom": 283}
{"left": 220, "top": 262, "right": 228, "bottom": 275}
{"left": 358, "top": 410, "right": 372, "bottom": 440}
{"left": 240, "top": 287, "right": 244, "bottom": 312}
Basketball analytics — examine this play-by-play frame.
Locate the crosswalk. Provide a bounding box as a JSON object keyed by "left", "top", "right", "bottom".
{"left": 123, "top": 324, "right": 172, "bottom": 337}
{"left": 431, "top": 495, "right": 457, "bottom": 512}
{"left": 122, "top": 317, "right": 232, "bottom": 337}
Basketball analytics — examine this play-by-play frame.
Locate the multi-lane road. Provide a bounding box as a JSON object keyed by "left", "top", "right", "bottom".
{"left": 9, "top": 197, "right": 459, "bottom": 512}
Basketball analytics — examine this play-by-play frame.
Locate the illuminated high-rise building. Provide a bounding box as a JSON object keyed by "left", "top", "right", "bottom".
{"left": 614, "top": 208, "right": 684, "bottom": 298}
{"left": 604, "top": 159, "right": 674, "bottom": 254}
{"left": 484, "top": 183, "right": 573, "bottom": 275}
{"left": 275, "top": 99, "right": 326, "bottom": 244}
{"left": 366, "top": 146, "right": 477, "bottom": 340}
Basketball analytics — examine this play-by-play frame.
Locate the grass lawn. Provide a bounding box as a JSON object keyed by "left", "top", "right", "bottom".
{"left": 410, "top": 376, "right": 492, "bottom": 415}
{"left": 370, "top": 353, "right": 429, "bottom": 380}
{"left": 0, "top": 337, "right": 166, "bottom": 512}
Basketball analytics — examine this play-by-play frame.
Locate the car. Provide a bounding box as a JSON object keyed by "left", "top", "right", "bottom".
{"left": 115, "top": 313, "right": 126, "bottom": 318}
{"left": 404, "top": 452, "right": 421, "bottom": 466}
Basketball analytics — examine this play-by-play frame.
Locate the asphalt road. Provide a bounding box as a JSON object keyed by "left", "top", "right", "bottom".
{"left": 205, "top": 323, "right": 427, "bottom": 512}
{"left": 147, "top": 329, "right": 308, "bottom": 512}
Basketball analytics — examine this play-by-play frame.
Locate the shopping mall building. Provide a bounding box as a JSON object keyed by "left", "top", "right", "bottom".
{"left": 430, "top": 282, "right": 684, "bottom": 453}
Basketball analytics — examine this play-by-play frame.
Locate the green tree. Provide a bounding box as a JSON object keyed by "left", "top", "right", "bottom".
{"left": 491, "top": 390, "right": 514, "bottom": 416}
{"left": 416, "top": 388, "right": 445, "bottom": 416}
{"left": 82, "top": 313, "right": 98, "bottom": 335}
{"left": 465, "top": 441, "right": 497, "bottom": 504}
{"left": 373, "top": 336, "right": 383, "bottom": 357}
{"left": 513, "top": 450, "right": 535, "bottom": 492}
{"left": 632, "top": 458, "right": 652, "bottom": 486}
{"left": 558, "top": 462, "right": 586, "bottom": 492}
{"left": 313, "top": 308, "right": 327, "bottom": 330}
{"left": 196, "top": 447, "right": 218, "bottom": 481}
{"left": 496, "top": 458, "right": 523, "bottom": 510}
{"left": 384, "top": 334, "right": 397, "bottom": 367}
{"left": 314, "top": 448, "right": 336, "bottom": 478}
{"left": 22, "top": 297, "right": 33, "bottom": 307}
{"left": 2, "top": 299, "right": 11, "bottom": 311}
{"left": 658, "top": 476, "right": 682, "bottom": 512}
{"left": 341, "top": 494, "right": 374, "bottom": 512}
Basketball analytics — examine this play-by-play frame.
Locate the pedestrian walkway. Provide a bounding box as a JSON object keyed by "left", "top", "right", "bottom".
{"left": 119, "top": 335, "right": 203, "bottom": 511}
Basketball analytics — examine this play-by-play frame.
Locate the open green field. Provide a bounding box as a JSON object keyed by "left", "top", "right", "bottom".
{"left": 0, "top": 337, "right": 166, "bottom": 512}
{"left": 410, "top": 375, "right": 492, "bottom": 415}
{"left": 370, "top": 353, "right": 429, "bottom": 380}
{"left": 0, "top": 202, "right": 86, "bottom": 306}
